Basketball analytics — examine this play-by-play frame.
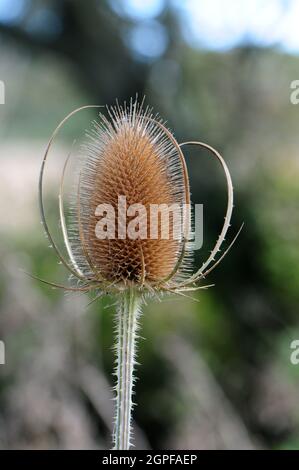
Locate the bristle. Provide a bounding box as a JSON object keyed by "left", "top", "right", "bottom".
{"left": 69, "top": 100, "right": 190, "bottom": 286}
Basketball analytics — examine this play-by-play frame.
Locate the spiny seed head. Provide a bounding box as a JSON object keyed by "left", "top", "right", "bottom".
{"left": 39, "top": 98, "right": 234, "bottom": 296}
{"left": 69, "top": 100, "right": 192, "bottom": 289}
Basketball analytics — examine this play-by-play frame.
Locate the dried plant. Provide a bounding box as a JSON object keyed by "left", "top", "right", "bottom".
{"left": 37, "top": 98, "right": 238, "bottom": 450}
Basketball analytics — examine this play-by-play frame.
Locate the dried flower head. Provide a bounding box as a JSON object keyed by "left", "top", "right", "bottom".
{"left": 39, "top": 98, "right": 238, "bottom": 300}
{"left": 37, "top": 98, "right": 240, "bottom": 450}
{"left": 72, "top": 100, "right": 190, "bottom": 289}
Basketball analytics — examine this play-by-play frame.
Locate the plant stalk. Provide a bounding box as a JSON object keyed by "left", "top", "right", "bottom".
{"left": 113, "top": 287, "right": 141, "bottom": 450}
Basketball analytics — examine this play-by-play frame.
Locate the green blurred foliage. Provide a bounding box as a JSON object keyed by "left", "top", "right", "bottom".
{"left": 0, "top": 0, "right": 299, "bottom": 450}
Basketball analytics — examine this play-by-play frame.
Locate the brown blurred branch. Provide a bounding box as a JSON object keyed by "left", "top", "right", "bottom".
{"left": 162, "top": 335, "right": 258, "bottom": 450}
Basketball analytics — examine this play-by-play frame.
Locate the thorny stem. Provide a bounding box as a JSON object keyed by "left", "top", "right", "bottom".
{"left": 113, "top": 288, "right": 141, "bottom": 450}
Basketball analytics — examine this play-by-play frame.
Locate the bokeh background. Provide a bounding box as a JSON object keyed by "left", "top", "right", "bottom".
{"left": 1, "top": 0, "right": 299, "bottom": 450}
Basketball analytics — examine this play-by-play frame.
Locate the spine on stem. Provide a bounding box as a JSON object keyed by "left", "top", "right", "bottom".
{"left": 113, "top": 288, "right": 141, "bottom": 450}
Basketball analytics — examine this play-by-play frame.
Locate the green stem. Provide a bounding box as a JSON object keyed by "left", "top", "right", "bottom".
{"left": 113, "top": 288, "right": 141, "bottom": 450}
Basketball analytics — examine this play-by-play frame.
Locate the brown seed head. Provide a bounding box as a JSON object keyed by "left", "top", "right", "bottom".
{"left": 71, "top": 102, "right": 190, "bottom": 287}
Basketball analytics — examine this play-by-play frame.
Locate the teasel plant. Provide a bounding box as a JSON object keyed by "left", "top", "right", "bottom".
{"left": 35, "top": 98, "right": 241, "bottom": 450}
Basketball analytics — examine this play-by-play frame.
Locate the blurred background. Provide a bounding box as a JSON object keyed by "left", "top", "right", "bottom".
{"left": 0, "top": 0, "right": 299, "bottom": 450}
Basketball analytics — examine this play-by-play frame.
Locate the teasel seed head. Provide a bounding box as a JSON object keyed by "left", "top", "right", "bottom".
{"left": 37, "top": 98, "right": 240, "bottom": 450}
{"left": 38, "top": 98, "right": 238, "bottom": 299}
